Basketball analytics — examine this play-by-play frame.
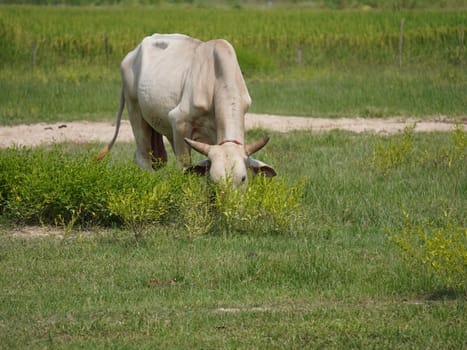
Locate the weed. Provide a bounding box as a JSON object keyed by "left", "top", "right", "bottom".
{"left": 179, "top": 177, "right": 214, "bottom": 237}
{"left": 389, "top": 212, "right": 467, "bottom": 290}
{"left": 108, "top": 184, "right": 171, "bottom": 240}
{"left": 369, "top": 123, "right": 466, "bottom": 173}
{"left": 178, "top": 176, "right": 305, "bottom": 236}
{"left": 212, "top": 176, "right": 304, "bottom": 235}
{"left": 1, "top": 131, "right": 466, "bottom": 348}
{"left": 369, "top": 124, "right": 415, "bottom": 173}
{"left": 0, "top": 146, "right": 304, "bottom": 236}
{"left": 449, "top": 121, "right": 466, "bottom": 164}
{"left": 0, "top": 146, "right": 117, "bottom": 227}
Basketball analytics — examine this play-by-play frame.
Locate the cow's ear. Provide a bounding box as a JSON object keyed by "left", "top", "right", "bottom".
{"left": 247, "top": 158, "right": 276, "bottom": 178}
{"left": 186, "top": 159, "right": 211, "bottom": 176}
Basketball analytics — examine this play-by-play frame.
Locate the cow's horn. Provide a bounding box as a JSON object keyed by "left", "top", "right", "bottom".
{"left": 184, "top": 138, "right": 211, "bottom": 156}
{"left": 245, "top": 136, "right": 270, "bottom": 156}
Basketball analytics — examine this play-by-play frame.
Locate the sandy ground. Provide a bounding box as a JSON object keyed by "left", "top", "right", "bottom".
{"left": 0, "top": 113, "right": 464, "bottom": 148}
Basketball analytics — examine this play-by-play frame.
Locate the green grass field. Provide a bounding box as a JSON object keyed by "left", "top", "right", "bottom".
{"left": 1, "top": 128, "right": 466, "bottom": 348}
{"left": 0, "top": 3, "right": 466, "bottom": 348}
{"left": 0, "top": 5, "right": 465, "bottom": 123}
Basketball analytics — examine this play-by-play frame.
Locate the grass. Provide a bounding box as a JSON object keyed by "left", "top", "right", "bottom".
{"left": 249, "top": 67, "right": 466, "bottom": 117}
{"left": 0, "top": 4, "right": 465, "bottom": 347}
{"left": 1, "top": 0, "right": 465, "bottom": 9}
{"left": 0, "top": 64, "right": 465, "bottom": 125}
{"left": 2, "top": 129, "right": 465, "bottom": 230}
{"left": 0, "top": 142, "right": 303, "bottom": 235}
{"left": 0, "top": 6, "right": 465, "bottom": 123}
{"left": 0, "top": 66, "right": 120, "bottom": 124}
{"left": 1, "top": 231, "right": 465, "bottom": 349}
{"left": 1, "top": 129, "right": 466, "bottom": 348}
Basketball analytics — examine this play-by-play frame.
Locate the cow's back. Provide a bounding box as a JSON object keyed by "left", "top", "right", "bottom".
{"left": 134, "top": 34, "right": 202, "bottom": 131}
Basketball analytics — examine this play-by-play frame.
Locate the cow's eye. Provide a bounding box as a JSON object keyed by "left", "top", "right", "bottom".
{"left": 241, "top": 175, "right": 246, "bottom": 183}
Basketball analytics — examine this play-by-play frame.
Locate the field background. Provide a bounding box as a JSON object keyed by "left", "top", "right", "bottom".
{"left": 0, "top": 2, "right": 466, "bottom": 124}
{"left": 1, "top": 1, "right": 466, "bottom": 349}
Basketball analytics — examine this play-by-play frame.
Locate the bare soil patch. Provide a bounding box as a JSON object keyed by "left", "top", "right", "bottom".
{"left": 0, "top": 113, "right": 463, "bottom": 148}
{"left": 9, "top": 226, "right": 66, "bottom": 239}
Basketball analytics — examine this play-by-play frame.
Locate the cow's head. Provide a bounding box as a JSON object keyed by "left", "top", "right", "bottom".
{"left": 184, "top": 136, "right": 276, "bottom": 186}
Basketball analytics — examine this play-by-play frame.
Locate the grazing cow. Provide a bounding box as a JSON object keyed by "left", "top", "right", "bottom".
{"left": 98, "top": 34, "right": 276, "bottom": 186}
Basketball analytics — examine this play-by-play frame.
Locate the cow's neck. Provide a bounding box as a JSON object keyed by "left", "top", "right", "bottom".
{"left": 214, "top": 91, "right": 245, "bottom": 144}
{"left": 211, "top": 43, "right": 247, "bottom": 144}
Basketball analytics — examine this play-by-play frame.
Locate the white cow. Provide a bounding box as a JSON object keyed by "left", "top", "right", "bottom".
{"left": 98, "top": 34, "right": 276, "bottom": 185}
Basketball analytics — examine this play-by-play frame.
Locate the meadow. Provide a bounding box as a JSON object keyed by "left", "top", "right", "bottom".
{"left": 0, "top": 3, "right": 466, "bottom": 348}
{"left": 0, "top": 5, "right": 466, "bottom": 123}
{"left": 1, "top": 127, "right": 466, "bottom": 348}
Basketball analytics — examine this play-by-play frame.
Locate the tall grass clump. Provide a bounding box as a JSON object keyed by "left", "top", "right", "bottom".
{"left": 0, "top": 146, "right": 182, "bottom": 228}
{"left": 108, "top": 183, "right": 171, "bottom": 239}
{"left": 0, "top": 146, "right": 113, "bottom": 226}
{"left": 0, "top": 146, "right": 304, "bottom": 236}
{"left": 172, "top": 175, "right": 304, "bottom": 236}
{"left": 389, "top": 212, "right": 467, "bottom": 291}
{"left": 367, "top": 123, "right": 466, "bottom": 291}
{"left": 369, "top": 122, "right": 466, "bottom": 174}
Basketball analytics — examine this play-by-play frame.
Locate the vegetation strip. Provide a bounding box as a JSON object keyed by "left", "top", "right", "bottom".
{"left": 1, "top": 6, "right": 465, "bottom": 121}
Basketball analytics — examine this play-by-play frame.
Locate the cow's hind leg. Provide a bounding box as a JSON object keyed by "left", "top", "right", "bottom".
{"left": 127, "top": 98, "right": 153, "bottom": 170}
{"left": 151, "top": 129, "right": 168, "bottom": 169}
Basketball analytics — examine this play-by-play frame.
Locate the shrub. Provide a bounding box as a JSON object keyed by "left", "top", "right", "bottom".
{"left": 369, "top": 124, "right": 415, "bottom": 173}
{"left": 0, "top": 147, "right": 304, "bottom": 236}
{"left": 179, "top": 176, "right": 214, "bottom": 237}
{"left": 0, "top": 146, "right": 113, "bottom": 226}
{"left": 108, "top": 183, "right": 171, "bottom": 239}
{"left": 210, "top": 176, "right": 304, "bottom": 235}
{"left": 389, "top": 212, "right": 467, "bottom": 291}
{"left": 177, "top": 174, "right": 305, "bottom": 236}
{"left": 445, "top": 122, "right": 466, "bottom": 167}
{"left": 369, "top": 122, "right": 465, "bottom": 173}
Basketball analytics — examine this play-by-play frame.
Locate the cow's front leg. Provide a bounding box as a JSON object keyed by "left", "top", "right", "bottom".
{"left": 168, "top": 107, "right": 192, "bottom": 169}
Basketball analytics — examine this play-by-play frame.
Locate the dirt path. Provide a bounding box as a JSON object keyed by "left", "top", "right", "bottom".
{"left": 0, "top": 113, "right": 463, "bottom": 148}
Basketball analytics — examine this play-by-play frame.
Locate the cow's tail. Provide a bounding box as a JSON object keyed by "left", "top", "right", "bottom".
{"left": 97, "top": 88, "right": 125, "bottom": 161}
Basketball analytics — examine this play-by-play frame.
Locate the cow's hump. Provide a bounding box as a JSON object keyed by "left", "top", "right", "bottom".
{"left": 146, "top": 33, "right": 200, "bottom": 51}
